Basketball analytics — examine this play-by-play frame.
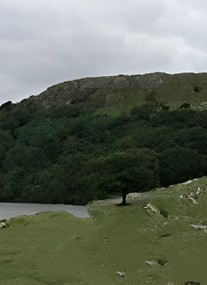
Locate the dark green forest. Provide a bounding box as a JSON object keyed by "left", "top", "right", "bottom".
{"left": 1, "top": 97, "right": 207, "bottom": 204}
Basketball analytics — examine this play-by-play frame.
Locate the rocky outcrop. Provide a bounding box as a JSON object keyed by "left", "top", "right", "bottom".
{"left": 0, "top": 219, "right": 7, "bottom": 229}
{"left": 33, "top": 72, "right": 172, "bottom": 108}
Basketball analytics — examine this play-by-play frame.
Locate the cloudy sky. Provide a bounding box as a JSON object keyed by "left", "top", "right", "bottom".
{"left": 0, "top": 0, "right": 207, "bottom": 105}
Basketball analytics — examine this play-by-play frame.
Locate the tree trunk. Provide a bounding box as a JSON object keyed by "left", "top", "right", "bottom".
{"left": 120, "top": 192, "right": 127, "bottom": 206}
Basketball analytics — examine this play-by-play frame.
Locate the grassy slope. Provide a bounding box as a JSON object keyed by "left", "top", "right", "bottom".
{"left": 154, "top": 73, "right": 207, "bottom": 108}
{"left": 85, "top": 77, "right": 207, "bottom": 117}
{"left": 0, "top": 178, "right": 207, "bottom": 284}
{"left": 25, "top": 73, "right": 207, "bottom": 117}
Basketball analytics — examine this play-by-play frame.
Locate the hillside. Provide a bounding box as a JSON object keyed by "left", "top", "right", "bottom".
{"left": 18, "top": 72, "right": 207, "bottom": 112}
{"left": 1, "top": 72, "right": 207, "bottom": 204}
{"left": 0, "top": 177, "right": 206, "bottom": 284}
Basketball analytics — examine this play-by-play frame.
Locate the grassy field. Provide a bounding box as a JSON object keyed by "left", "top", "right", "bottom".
{"left": 0, "top": 178, "right": 207, "bottom": 285}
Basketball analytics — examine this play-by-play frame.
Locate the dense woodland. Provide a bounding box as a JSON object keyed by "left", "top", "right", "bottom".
{"left": 0, "top": 95, "right": 207, "bottom": 205}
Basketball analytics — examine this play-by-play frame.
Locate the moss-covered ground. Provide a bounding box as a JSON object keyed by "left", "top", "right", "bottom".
{"left": 0, "top": 177, "right": 207, "bottom": 285}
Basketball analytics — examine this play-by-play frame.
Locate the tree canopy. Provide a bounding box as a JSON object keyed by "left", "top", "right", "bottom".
{"left": 0, "top": 102, "right": 207, "bottom": 204}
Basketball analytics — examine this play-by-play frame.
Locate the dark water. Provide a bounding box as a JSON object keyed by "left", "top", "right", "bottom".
{"left": 0, "top": 203, "right": 89, "bottom": 219}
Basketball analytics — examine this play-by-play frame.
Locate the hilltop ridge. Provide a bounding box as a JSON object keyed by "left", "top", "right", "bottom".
{"left": 16, "top": 72, "right": 207, "bottom": 110}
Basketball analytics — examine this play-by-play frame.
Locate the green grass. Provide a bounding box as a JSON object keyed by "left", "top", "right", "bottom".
{"left": 144, "top": 73, "right": 207, "bottom": 109}
{"left": 0, "top": 178, "right": 207, "bottom": 284}
{"left": 86, "top": 88, "right": 146, "bottom": 116}
{"left": 86, "top": 73, "right": 207, "bottom": 114}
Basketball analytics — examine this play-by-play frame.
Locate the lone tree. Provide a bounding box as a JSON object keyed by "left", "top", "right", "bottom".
{"left": 88, "top": 148, "right": 159, "bottom": 205}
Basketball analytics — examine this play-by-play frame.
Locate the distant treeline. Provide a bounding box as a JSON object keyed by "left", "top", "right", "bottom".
{"left": 0, "top": 102, "right": 207, "bottom": 204}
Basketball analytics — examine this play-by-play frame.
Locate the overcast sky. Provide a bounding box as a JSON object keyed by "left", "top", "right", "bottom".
{"left": 0, "top": 0, "right": 207, "bottom": 105}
